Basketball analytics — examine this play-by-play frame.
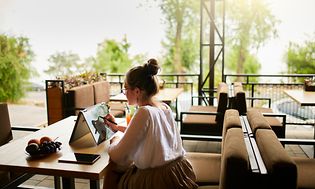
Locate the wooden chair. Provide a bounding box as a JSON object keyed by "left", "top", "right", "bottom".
{"left": 180, "top": 82, "right": 229, "bottom": 137}
{"left": 0, "top": 103, "right": 36, "bottom": 188}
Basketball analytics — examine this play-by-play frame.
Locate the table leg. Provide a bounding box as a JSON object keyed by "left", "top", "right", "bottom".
{"left": 313, "top": 123, "right": 315, "bottom": 158}
{"left": 54, "top": 176, "right": 61, "bottom": 189}
{"left": 62, "top": 177, "right": 75, "bottom": 189}
{"left": 90, "top": 179, "right": 100, "bottom": 189}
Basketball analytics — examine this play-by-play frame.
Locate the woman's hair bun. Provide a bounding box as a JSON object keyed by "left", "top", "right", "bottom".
{"left": 144, "top": 58, "right": 160, "bottom": 76}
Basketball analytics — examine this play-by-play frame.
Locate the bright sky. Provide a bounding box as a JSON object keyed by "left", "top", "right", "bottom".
{"left": 0, "top": 0, "right": 314, "bottom": 83}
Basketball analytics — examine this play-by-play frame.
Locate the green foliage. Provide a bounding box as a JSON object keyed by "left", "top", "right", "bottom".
{"left": 0, "top": 34, "right": 35, "bottom": 102}
{"left": 94, "top": 36, "right": 132, "bottom": 73}
{"left": 285, "top": 34, "right": 315, "bottom": 74}
{"left": 225, "top": 0, "right": 278, "bottom": 75}
{"left": 45, "top": 51, "right": 87, "bottom": 78}
{"left": 159, "top": 0, "right": 199, "bottom": 74}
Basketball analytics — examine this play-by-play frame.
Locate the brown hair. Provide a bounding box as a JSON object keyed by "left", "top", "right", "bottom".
{"left": 125, "top": 58, "right": 160, "bottom": 99}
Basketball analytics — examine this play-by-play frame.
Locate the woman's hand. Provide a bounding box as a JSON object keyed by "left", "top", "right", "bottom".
{"left": 104, "top": 114, "right": 118, "bottom": 132}
{"left": 110, "top": 136, "right": 120, "bottom": 144}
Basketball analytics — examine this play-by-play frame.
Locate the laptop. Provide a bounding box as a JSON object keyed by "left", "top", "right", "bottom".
{"left": 69, "top": 102, "right": 115, "bottom": 145}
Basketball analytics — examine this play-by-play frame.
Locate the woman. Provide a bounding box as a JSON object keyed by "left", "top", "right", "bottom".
{"left": 103, "top": 58, "right": 198, "bottom": 189}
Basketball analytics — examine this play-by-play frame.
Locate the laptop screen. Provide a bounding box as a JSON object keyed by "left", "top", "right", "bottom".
{"left": 70, "top": 102, "right": 115, "bottom": 144}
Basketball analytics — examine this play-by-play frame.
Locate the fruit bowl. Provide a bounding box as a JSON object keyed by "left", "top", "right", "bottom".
{"left": 25, "top": 136, "right": 62, "bottom": 158}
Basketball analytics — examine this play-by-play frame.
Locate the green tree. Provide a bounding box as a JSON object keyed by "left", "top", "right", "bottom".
{"left": 93, "top": 36, "right": 133, "bottom": 73}
{"left": 226, "top": 0, "right": 278, "bottom": 78}
{"left": 158, "top": 0, "right": 199, "bottom": 74}
{"left": 45, "top": 51, "right": 84, "bottom": 77}
{"left": 285, "top": 34, "right": 315, "bottom": 74}
{"left": 0, "top": 34, "right": 35, "bottom": 102}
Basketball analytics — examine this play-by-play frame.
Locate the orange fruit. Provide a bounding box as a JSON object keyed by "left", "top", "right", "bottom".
{"left": 27, "top": 138, "right": 40, "bottom": 145}
{"left": 40, "top": 136, "right": 52, "bottom": 144}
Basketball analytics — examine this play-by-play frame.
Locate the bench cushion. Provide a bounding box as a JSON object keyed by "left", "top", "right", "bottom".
{"left": 186, "top": 152, "right": 221, "bottom": 185}
{"left": 293, "top": 157, "right": 315, "bottom": 189}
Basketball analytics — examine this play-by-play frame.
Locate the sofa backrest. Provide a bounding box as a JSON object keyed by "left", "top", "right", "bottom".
{"left": 255, "top": 129, "right": 297, "bottom": 189}
{"left": 66, "top": 84, "right": 95, "bottom": 115}
{"left": 92, "top": 81, "right": 110, "bottom": 104}
{"left": 233, "top": 82, "right": 247, "bottom": 115}
{"left": 222, "top": 109, "right": 242, "bottom": 149}
{"left": 216, "top": 82, "right": 229, "bottom": 122}
{"left": 246, "top": 109, "right": 271, "bottom": 136}
{"left": 220, "top": 127, "right": 250, "bottom": 189}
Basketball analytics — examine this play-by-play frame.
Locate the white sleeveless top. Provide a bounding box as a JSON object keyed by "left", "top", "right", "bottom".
{"left": 108, "top": 104, "right": 185, "bottom": 169}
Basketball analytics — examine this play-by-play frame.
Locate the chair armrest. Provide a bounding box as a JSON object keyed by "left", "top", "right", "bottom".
{"left": 247, "top": 97, "right": 271, "bottom": 108}
{"left": 180, "top": 111, "right": 220, "bottom": 120}
{"left": 262, "top": 113, "right": 286, "bottom": 127}
{"left": 191, "top": 96, "right": 216, "bottom": 106}
{"left": 180, "top": 134, "right": 222, "bottom": 141}
{"left": 278, "top": 138, "right": 315, "bottom": 145}
{"left": 12, "top": 126, "right": 40, "bottom": 132}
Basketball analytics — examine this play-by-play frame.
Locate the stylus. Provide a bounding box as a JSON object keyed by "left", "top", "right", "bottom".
{"left": 99, "top": 116, "right": 117, "bottom": 125}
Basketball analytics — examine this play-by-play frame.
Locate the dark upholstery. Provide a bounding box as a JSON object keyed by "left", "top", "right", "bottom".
{"left": 255, "top": 129, "right": 297, "bottom": 189}
{"left": 232, "top": 82, "right": 285, "bottom": 138}
{"left": 181, "top": 82, "right": 229, "bottom": 136}
{"left": 293, "top": 157, "right": 315, "bottom": 189}
{"left": 0, "top": 103, "right": 31, "bottom": 187}
{"left": 187, "top": 110, "right": 251, "bottom": 189}
{"left": 219, "top": 128, "right": 250, "bottom": 189}
{"left": 0, "top": 103, "right": 13, "bottom": 146}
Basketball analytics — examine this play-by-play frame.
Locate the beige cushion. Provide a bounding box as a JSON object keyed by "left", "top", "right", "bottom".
{"left": 255, "top": 129, "right": 297, "bottom": 189}
{"left": 186, "top": 152, "right": 221, "bottom": 184}
{"left": 247, "top": 109, "right": 272, "bottom": 135}
{"left": 182, "top": 106, "right": 221, "bottom": 135}
{"left": 67, "top": 84, "right": 95, "bottom": 115}
{"left": 293, "top": 157, "right": 315, "bottom": 189}
{"left": 92, "top": 81, "right": 110, "bottom": 104}
{"left": 222, "top": 109, "right": 241, "bottom": 145}
{"left": 219, "top": 128, "right": 249, "bottom": 189}
{"left": 248, "top": 107, "right": 285, "bottom": 138}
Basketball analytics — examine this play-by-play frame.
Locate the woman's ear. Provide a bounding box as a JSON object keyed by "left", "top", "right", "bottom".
{"left": 134, "top": 87, "right": 141, "bottom": 95}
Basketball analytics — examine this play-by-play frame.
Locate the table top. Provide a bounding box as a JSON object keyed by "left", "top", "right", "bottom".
{"left": 110, "top": 88, "right": 184, "bottom": 104}
{"left": 0, "top": 116, "right": 111, "bottom": 180}
{"left": 284, "top": 89, "right": 315, "bottom": 106}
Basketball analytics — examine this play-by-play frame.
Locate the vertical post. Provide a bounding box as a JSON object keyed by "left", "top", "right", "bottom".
{"left": 199, "top": 0, "right": 204, "bottom": 105}
{"left": 209, "top": 0, "right": 215, "bottom": 105}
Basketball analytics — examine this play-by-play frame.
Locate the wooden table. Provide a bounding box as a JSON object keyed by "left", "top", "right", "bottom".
{"left": 284, "top": 89, "right": 315, "bottom": 157}
{"left": 110, "top": 88, "right": 184, "bottom": 104}
{"left": 0, "top": 116, "right": 111, "bottom": 189}
{"left": 284, "top": 90, "right": 315, "bottom": 106}
{"left": 110, "top": 88, "right": 184, "bottom": 120}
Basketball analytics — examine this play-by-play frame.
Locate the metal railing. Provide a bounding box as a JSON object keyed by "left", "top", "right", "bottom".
{"left": 224, "top": 74, "right": 315, "bottom": 125}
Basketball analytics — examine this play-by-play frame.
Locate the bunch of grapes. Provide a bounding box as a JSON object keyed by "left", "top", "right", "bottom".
{"left": 25, "top": 136, "right": 62, "bottom": 156}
